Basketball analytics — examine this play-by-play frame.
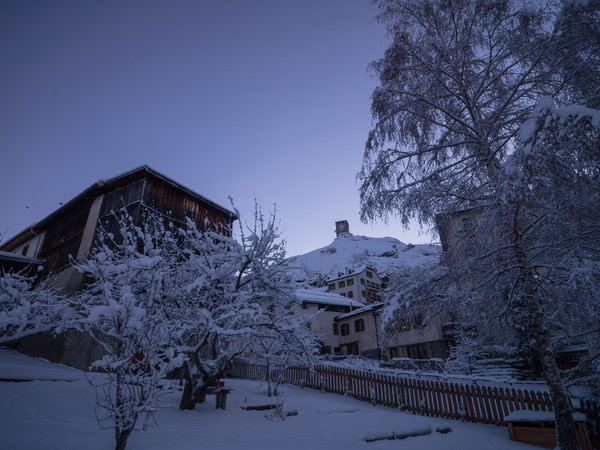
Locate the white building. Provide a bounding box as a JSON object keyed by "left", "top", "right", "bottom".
{"left": 326, "top": 265, "right": 383, "bottom": 304}
{"left": 294, "top": 289, "right": 363, "bottom": 355}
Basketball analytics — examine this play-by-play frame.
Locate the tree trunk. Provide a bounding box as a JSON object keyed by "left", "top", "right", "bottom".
{"left": 178, "top": 361, "right": 197, "bottom": 410}
{"left": 179, "top": 378, "right": 196, "bottom": 410}
{"left": 178, "top": 363, "right": 221, "bottom": 410}
{"left": 512, "top": 208, "right": 580, "bottom": 450}
{"left": 115, "top": 428, "right": 133, "bottom": 450}
{"left": 537, "top": 330, "right": 581, "bottom": 450}
{"left": 266, "top": 360, "right": 272, "bottom": 397}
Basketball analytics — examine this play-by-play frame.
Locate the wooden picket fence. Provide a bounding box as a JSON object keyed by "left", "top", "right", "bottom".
{"left": 229, "top": 359, "right": 600, "bottom": 448}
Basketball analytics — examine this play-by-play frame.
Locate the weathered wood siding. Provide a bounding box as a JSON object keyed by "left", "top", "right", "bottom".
{"left": 94, "top": 176, "right": 233, "bottom": 249}
{"left": 143, "top": 177, "right": 232, "bottom": 233}
{"left": 38, "top": 202, "right": 92, "bottom": 276}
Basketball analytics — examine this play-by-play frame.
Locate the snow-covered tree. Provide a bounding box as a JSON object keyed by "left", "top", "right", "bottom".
{"left": 358, "top": 0, "right": 592, "bottom": 226}
{"left": 73, "top": 212, "right": 182, "bottom": 450}
{"left": 250, "top": 292, "right": 318, "bottom": 397}
{"left": 550, "top": 0, "right": 600, "bottom": 109}
{"left": 0, "top": 269, "right": 65, "bottom": 344}
{"left": 360, "top": 1, "right": 600, "bottom": 448}
{"left": 173, "top": 202, "right": 316, "bottom": 410}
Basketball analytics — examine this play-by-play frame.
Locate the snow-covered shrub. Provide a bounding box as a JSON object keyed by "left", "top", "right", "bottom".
{"left": 0, "top": 269, "right": 64, "bottom": 344}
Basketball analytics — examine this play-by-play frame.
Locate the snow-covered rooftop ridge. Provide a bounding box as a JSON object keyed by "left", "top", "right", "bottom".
{"left": 295, "top": 289, "right": 364, "bottom": 308}
{"left": 326, "top": 264, "right": 379, "bottom": 282}
{"left": 336, "top": 302, "right": 384, "bottom": 320}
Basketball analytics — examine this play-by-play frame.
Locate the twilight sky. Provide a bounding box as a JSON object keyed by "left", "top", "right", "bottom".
{"left": 0, "top": 0, "right": 435, "bottom": 257}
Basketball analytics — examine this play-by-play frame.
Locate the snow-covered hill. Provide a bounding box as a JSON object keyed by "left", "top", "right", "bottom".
{"left": 285, "top": 232, "right": 439, "bottom": 287}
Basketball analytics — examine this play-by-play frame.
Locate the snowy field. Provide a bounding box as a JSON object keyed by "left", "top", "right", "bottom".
{"left": 0, "top": 349, "right": 533, "bottom": 450}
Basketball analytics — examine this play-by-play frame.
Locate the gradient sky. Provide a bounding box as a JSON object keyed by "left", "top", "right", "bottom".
{"left": 0, "top": 0, "right": 435, "bottom": 257}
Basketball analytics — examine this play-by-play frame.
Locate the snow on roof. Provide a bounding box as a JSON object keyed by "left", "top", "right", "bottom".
{"left": 294, "top": 289, "right": 364, "bottom": 308}
{"left": 326, "top": 265, "right": 380, "bottom": 283}
{"left": 336, "top": 302, "right": 384, "bottom": 320}
{"left": 504, "top": 410, "right": 586, "bottom": 423}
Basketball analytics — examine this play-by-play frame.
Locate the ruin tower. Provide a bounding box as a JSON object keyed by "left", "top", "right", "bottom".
{"left": 335, "top": 220, "right": 350, "bottom": 237}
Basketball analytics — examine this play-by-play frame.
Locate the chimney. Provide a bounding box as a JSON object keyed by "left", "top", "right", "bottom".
{"left": 335, "top": 220, "right": 349, "bottom": 237}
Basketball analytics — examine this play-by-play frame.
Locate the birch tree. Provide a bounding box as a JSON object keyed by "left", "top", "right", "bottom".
{"left": 360, "top": 1, "right": 600, "bottom": 448}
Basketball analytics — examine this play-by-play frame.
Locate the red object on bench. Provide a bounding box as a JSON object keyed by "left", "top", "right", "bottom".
{"left": 207, "top": 374, "right": 226, "bottom": 392}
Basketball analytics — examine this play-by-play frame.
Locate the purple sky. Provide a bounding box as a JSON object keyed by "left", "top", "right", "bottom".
{"left": 0, "top": 0, "right": 435, "bottom": 257}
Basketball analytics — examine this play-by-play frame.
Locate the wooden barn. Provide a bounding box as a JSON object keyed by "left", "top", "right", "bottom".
{"left": 0, "top": 165, "right": 236, "bottom": 368}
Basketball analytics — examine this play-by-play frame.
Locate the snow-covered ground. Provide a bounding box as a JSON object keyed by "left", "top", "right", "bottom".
{"left": 0, "top": 349, "right": 532, "bottom": 449}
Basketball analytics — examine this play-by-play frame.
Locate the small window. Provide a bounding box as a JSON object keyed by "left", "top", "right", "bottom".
{"left": 334, "top": 347, "right": 341, "bottom": 354}
{"left": 338, "top": 281, "right": 346, "bottom": 288}
{"left": 301, "top": 303, "right": 307, "bottom": 310}
{"left": 347, "top": 279, "right": 354, "bottom": 286}
{"left": 340, "top": 323, "right": 350, "bottom": 336}
{"left": 333, "top": 323, "right": 339, "bottom": 335}
{"left": 354, "top": 319, "right": 365, "bottom": 332}
{"left": 340, "top": 292, "right": 346, "bottom": 297}
{"left": 362, "top": 290, "right": 366, "bottom": 298}
{"left": 360, "top": 278, "right": 365, "bottom": 285}
{"left": 328, "top": 283, "right": 335, "bottom": 291}
{"left": 347, "top": 291, "right": 353, "bottom": 298}
{"left": 367, "top": 271, "right": 373, "bottom": 278}
{"left": 21, "top": 245, "right": 29, "bottom": 256}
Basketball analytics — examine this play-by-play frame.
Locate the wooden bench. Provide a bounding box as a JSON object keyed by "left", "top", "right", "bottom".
{"left": 504, "top": 410, "right": 591, "bottom": 450}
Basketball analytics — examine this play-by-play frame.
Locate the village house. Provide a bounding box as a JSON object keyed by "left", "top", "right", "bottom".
{"left": 334, "top": 303, "right": 384, "bottom": 358}
{"left": 294, "top": 289, "right": 363, "bottom": 355}
{"left": 326, "top": 265, "right": 383, "bottom": 304}
{"left": 313, "top": 231, "right": 449, "bottom": 360}
{"left": 0, "top": 165, "right": 236, "bottom": 368}
{"left": 332, "top": 301, "right": 449, "bottom": 360}
{"left": 384, "top": 314, "right": 450, "bottom": 360}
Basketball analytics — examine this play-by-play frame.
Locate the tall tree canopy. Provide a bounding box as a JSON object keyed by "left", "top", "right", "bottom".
{"left": 361, "top": 1, "right": 600, "bottom": 449}
{"left": 359, "top": 0, "right": 597, "bottom": 226}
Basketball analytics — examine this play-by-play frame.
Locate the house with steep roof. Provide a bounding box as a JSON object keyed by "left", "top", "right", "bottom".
{"left": 0, "top": 165, "right": 236, "bottom": 368}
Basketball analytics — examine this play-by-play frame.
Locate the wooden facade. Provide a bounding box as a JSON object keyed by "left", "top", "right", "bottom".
{"left": 0, "top": 166, "right": 236, "bottom": 370}
{"left": 1, "top": 165, "right": 235, "bottom": 284}
{"left": 38, "top": 199, "right": 92, "bottom": 277}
